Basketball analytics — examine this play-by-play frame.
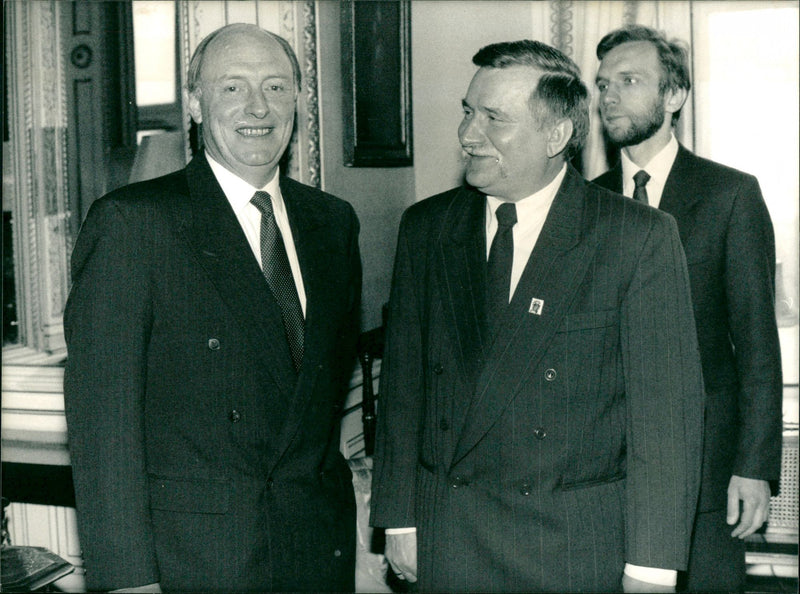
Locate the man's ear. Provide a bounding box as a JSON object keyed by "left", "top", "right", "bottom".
{"left": 547, "top": 118, "right": 573, "bottom": 158}
{"left": 186, "top": 88, "right": 203, "bottom": 124}
{"left": 664, "top": 86, "right": 688, "bottom": 117}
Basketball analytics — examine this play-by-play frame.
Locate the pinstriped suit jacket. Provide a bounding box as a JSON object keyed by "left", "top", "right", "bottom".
{"left": 64, "top": 153, "right": 361, "bottom": 591}
{"left": 371, "top": 165, "right": 705, "bottom": 592}
{"left": 594, "top": 146, "right": 783, "bottom": 512}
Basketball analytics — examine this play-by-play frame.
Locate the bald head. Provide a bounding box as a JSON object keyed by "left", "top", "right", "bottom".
{"left": 187, "top": 24, "right": 301, "bottom": 95}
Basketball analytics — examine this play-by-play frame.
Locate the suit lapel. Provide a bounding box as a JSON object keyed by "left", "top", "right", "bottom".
{"left": 659, "top": 145, "right": 702, "bottom": 245}
{"left": 266, "top": 178, "right": 333, "bottom": 466}
{"left": 175, "top": 155, "right": 297, "bottom": 397}
{"left": 436, "top": 187, "right": 491, "bottom": 391}
{"left": 451, "top": 167, "right": 596, "bottom": 467}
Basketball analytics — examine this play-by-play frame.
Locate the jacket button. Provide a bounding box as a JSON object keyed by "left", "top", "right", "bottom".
{"left": 533, "top": 427, "right": 547, "bottom": 440}
{"left": 333, "top": 549, "right": 342, "bottom": 557}
{"left": 208, "top": 338, "right": 221, "bottom": 350}
{"left": 450, "top": 475, "right": 467, "bottom": 489}
{"left": 544, "top": 368, "right": 556, "bottom": 381}
{"left": 520, "top": 483, "right": 532, "bottom": 496}
{"left": 266, "top": 477, "right": 274, "bottom": 490}
{"left": 433, "top": 363, "right": 444, "bottom": 375}
{"left": 229, "top": 409, "right": 241, "bottom": 423}
{"left": 439, "top": 418, "right": 449, "bottom": 431}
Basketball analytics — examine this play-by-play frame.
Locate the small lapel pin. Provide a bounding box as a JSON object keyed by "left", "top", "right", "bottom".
{"left": 528, "top": 298, "right": 544, "bottom": 316}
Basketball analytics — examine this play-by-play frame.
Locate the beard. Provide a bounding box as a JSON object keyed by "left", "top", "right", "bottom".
{"left": 602, "top": 96, "right": 666, "bottom": 148}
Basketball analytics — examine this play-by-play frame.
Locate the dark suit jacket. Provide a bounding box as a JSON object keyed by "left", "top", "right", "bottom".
{"left": 64, "top": 153, "right": 361, "bottom": 592}
{"left": 594, "top": 146, "right": 783, "bottom": 511}
{"left": 371, "top": 166, "right": 705, "bottom": 592}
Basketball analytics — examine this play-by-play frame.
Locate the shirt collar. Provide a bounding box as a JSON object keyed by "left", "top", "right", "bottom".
{"left": 620, "top": 133, "right": 678, "bottom": 188}
{"left": 205, "top": 152, "right": 283, "bottom": 216}
{"left": 486, "top": 164, "right": 567, "bottom": 219}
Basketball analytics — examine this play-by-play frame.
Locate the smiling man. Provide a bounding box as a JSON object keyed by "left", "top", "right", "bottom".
{"left": 371, "top": 40, "right": 705, "bottom": 592}
{"left": 64, "top": 24, "right": 361, "bottom": 592}
{"left": 593, "top": 25, "right": 783, "bottom": 593}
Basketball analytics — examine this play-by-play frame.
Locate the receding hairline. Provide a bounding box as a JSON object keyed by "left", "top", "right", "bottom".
{"left": 188, "top": 24, "right": 301, "bottom": 93}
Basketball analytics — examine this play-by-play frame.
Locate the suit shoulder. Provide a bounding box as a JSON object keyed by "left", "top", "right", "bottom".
{"left": 587, "top": 180, "right": 678, "bottom": 235}
{"left": 402, "top": 186, "right": 465, "bottom": 223}
{"left": 89, "top": 169, "right": 188, "bottom": 215}
{"left": 682, "top": 150, "right": 757, "bottom": 184}
{"left": 592, "top": 167, "right": 619, "bottom": 190}
{"left": 280, "top": 175, "right": 358, "bottom": 220}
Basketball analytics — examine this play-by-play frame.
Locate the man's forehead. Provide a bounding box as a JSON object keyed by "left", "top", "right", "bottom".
{"left": 466, "top": 66, "right": 540, "bottom": 104}
{"left": 202, "top": 32, "right": 292, "bottom": 76}
{"left": 602, "top": 41, "right": 658, "bottom": 68}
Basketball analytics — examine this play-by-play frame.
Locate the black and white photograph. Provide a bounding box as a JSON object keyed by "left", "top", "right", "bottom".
{"left": 2, "top": 1, "right": 797, "bottom": 592}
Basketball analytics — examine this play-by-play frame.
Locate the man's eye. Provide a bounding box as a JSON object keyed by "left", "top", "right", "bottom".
{"left": 225, "top": 85, "right": 239, "bottom": 93}
{"left": 624, "top": 77, "right": 638, "bottom": 85}
{"left": 597, "top": 82, "right": 608, "bottom": 92}
{"left": 265, "top": 83, "right": 290, "bottom": 94}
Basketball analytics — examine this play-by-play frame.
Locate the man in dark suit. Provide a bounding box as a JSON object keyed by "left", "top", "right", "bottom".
{"left": 592, "top": 25, "right": 783, "bottom": 593}
{"left": 64, "top": 24, "right": 361, "bottom": 592}
{"left": 371, "top": 40, "right": 704, "bottom": 593}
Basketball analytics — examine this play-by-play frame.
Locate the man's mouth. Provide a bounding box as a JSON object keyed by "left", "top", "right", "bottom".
{"left": 462, "top": 149, "right": 495, "bottom": 160}
{"left": 237, "top": 127, "right": 273, "bottom": 137}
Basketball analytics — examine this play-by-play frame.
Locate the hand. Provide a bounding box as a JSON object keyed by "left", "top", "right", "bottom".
{"left": 622, "top": 574, "right": 675, "bottom": 593}
{"left": 385, "top": 531, "right": 418, "bottom": 583}
{"left": 110, "top": 584, "right": 162, "bottom": 593}
{"left": 727, "top": 475, "right": 771, "bottom": 538}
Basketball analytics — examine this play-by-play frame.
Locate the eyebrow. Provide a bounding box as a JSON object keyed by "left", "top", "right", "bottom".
{"left": 461, "top": 98, "right": 506, "bottom": 118}
{"left": 214, "top": 73, "right": 292, "bottom": 84}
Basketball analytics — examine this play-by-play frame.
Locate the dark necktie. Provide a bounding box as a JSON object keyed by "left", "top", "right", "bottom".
{"left": 487, "top": 202, "right": 517, "bottom": 331}
{"left": 633, "top": 169, "right": 651, "bottom": 204}
{"left": 251, "top": 191, "right": 304, "bottom": 371}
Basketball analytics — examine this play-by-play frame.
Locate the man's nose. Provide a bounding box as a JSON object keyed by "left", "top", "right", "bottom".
{"left": 458, "top": 116, "right": 484, "bottom": 146}
{"left": 600, "top": 85, "right": 618, "bottom": 106}
{"left": 246, "top": 91, "right": 269, "bottom": 118}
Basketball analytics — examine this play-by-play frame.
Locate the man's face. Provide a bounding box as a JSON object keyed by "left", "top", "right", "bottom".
{"left": 458, "top": 65, "right": 557, "bottom": 201}
{"left": 188, "top": 29, "right": 296, "bottom": 186}
{"left": 595, "top": 41, "right": 667, "bottom": 147}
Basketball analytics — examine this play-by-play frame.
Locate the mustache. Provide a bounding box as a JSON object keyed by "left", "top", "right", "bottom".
{"left": 460, "top": 149, "right": 499, "bottom": 163}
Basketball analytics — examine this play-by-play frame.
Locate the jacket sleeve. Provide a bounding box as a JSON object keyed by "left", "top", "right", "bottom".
{"left": 370, "top": 211, "right": 425, "bottom": 529}
{"left": 63, "top": 198, "right": 160, "bottom": 590}
{"left": 724, "top": 177, "right": 783, "bottom": 483}
{"left": 621, "top": 212, "right": 705, "bottom": 571}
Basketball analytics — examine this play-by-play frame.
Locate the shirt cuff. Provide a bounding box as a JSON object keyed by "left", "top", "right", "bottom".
{"left": 385, "top": 527, "right": 417, "bottom": 535}
{"left": 624, "top": 564, "right": 677, "bottom": 586}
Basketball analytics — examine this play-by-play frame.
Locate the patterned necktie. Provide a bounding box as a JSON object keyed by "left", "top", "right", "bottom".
{"left": 251, "top": 191, "right": 304, "bottom": 371}
{"left": 487, "top": 202, "right": 517, "bottom": 332}
{"left": 633, "top": 169, "right": 651, "bottom": 204}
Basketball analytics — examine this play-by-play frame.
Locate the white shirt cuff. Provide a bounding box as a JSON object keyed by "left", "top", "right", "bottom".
{"left": 385, "top": 527, "right": 417, "bottom": 535}
{"left": 624, "top": 564, "right": 677, "bottom": 586}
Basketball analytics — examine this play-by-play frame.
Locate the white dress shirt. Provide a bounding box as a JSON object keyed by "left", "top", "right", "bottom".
{"left": 485, "top": 165, "right": 567, "bottom": 300}
{"left": 621, "top": 133, "right": 679, "bottom": 208}
{"left": 206, "top": 154, "right": 307, "bottom": 316}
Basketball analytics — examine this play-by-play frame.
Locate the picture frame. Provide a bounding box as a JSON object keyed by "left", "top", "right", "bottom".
{"left": 341, "top": 0, "right": 412, "bottom": 167}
